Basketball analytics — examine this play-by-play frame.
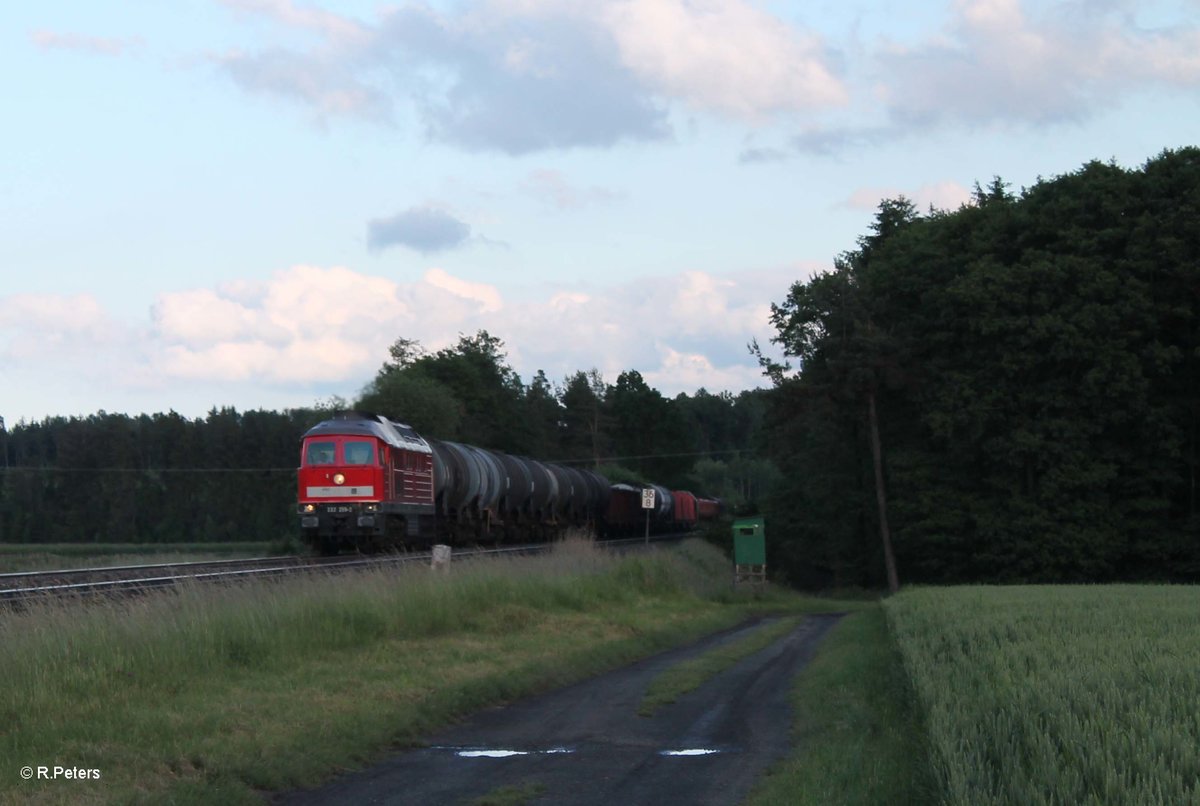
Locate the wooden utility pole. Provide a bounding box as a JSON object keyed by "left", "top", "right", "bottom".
{"left": 867, "top": 390, "right": 900, "bottom": 594}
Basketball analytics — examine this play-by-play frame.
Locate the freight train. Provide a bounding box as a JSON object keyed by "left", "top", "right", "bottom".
{"left": 296, "top": 411, "right": 720, "bottom": 553}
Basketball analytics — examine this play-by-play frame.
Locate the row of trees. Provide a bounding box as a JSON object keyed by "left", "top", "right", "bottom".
{"left": 356, "top": 331, "right": 772, "bottom": 491}
{"left": 0, "top": 337, "right": 771, "bottom": 544}
{"left": 0, "top": 409, "right": 325, "bottom": 544}
{"left": 759, "top": 148, "right": 1200, "bottom": 586}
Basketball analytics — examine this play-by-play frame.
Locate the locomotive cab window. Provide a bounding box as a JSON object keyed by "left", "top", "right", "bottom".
{"left": 306, "top": 441, "right": 336, "bottom": 465}
{"left": 343, "top": 441, "right": 377, "bottom": 466}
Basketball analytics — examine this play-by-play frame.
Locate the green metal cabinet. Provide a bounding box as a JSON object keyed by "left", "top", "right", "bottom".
{"left": 732, "top": 516, "right": 766, "bottom": 585}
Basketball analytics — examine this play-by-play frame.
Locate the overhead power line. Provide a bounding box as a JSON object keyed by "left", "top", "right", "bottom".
{"left": 546, "top": 448, "right": 756, "bottom": 464}
{"left": 0, "top": 467, "right": 295, "bottom": 474}
{"left": 0, "top": 448, "right": 762, "bottom": 474}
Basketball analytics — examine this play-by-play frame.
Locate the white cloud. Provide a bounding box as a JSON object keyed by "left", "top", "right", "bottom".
{"left": 0, "top": 293, "right": 148, "bottom": 422}
{"left": 643, "top": 346, "right": 764, "bottom": 393}
{"left": 219, "top": 0, "right": 370, "bottom": 43}
{"left": 216, "top": 0, "right": 844, "bottom": 151}
{"left": 738, "top": 145, "right": 789, "bottom": 164}
{"left": 916, "top": 181, "right": 974, "bottom": 211}
{"left": 877, "top": 0, "right": 1200, "bottom": 128}
{"left": 263, "top": 265, "right": 403, "bottom": 337}
{"left": 147, "top": 263, "right": 806, "bottom": 395}
{"left": 0, "top": 293, "right": 120, "bottom": 359}
{"left": 150, "top": 265, "right": 407, "bottom": 383}
{"left": 549, "top": 292, "right": 591, "bottom": 309}
{"left": 217, "top": 47, "right": 393, "bottom": 124}
{"left": 422, "top": 268, "right": 504, "bottom": 313}
{"left": 31, "top": 30, "right": 142, "bottom": 56}
{"left": 776, "top": 0, "right": 1200, "bottom": 155}
{"left": 2, "top": 263, "right": 811, "bottom": 418}
{"left": 599, "top": 0, "right": 847, "bottom": 119}
{"left": 0, "top": 293, "right": 108, "bottom": 333}
{"left": 844, "top": 181, "right": 973, "bottom": 212}
{"left": 523, "top": 169, "right": 623, "bottom": 210}
{"left": 498, "top": 265, "right": 802, "bottom": 392}
{"left": 152, "top": 288, "right": 276, "bottom": 345}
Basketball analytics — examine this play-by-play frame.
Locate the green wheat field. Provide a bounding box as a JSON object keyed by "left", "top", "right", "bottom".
{"left": 884, "top": 586, "right": 1200, "bottom": 806}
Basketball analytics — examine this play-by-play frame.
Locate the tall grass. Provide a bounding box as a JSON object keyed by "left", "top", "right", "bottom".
{"left": 885, "top": 586, "right": 1200, "bottom": 806}
{"left": 1, "top": 538, "right": 770, "bottom": 804}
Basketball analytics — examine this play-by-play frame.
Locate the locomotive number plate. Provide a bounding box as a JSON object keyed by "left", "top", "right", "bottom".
{"left": 307, "top": 486, "right": 375, "bottom": 498}
{"left": 326, "top": 505, "right": 354, "bottom": 514}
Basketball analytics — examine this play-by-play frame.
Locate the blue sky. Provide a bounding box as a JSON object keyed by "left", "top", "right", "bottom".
{"left": 3, "top": 0, "right": 1198, "bottom": 423}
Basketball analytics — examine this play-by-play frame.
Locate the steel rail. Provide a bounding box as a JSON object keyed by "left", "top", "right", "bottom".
{"left": 0, "top": 555, "right": 306, "bottom": 581}
{"left": 0, "top": 554, "right": 424, "bottom": 600}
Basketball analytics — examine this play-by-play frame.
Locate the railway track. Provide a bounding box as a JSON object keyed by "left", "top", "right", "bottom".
{"left": 0, "top": 535, "right": 684, "bottom": 605}
{"left": 0, "top": 554, "right": 310, "bottom": 588}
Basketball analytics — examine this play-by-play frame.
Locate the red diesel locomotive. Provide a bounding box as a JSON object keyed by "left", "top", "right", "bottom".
{"left": 297, "top": 413, "right": 436, "bottom": 552}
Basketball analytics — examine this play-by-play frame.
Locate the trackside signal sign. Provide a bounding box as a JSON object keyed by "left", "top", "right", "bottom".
{"left": 641, "top": 488, "right": 656, "bottom": 509}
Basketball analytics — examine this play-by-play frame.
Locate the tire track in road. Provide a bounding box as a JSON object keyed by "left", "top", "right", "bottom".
{"left": 279, "top": 613, "right": 842, "bottom": 806}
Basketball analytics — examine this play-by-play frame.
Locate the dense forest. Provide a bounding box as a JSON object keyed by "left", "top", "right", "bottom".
{"left": 758, "top": 148, "right": 1200, "bottom": 587}
{"left": 0, "top": 335, "right": 771, "bottom": 545}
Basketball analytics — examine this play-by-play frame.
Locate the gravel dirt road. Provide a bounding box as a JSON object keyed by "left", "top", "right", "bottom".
{"left": 279, "top": 613, "right": 841, "bottom": 805}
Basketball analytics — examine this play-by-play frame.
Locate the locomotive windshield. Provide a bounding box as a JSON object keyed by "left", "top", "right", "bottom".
{"left": 305, "top": 441, "right": 336, "bottom": 465}
{"left": 343, "top": 441, "right": 376, "bottom": 466}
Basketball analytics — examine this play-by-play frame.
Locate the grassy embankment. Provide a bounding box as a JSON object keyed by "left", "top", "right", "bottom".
{"left": 1, "top": 538, "right": 846, "bottom": 805}
{"left": 0, "top": 542, "right": 275, "bottom": 573}
{"left": 884, "top": 585, "right": 1200, "bottom": 805}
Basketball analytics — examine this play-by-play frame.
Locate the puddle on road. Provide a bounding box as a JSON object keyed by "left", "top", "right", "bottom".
{"left": 659, "top": 749, "right": 722, "bottom": 756}
{"left": 458, "top": 750, "right": 529, "bottom": 758}
{"left": 435, "top": 745, "right": 725, "bottom": 759}
{"left": 435, "top": 746, "right": 575, "bottom": 758}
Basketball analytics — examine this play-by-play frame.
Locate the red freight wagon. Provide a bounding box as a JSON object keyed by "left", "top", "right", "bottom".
{"left": 696, "top": 497, "right": 722, "bottom": 521}
{"left": 672, "top": 490, "right": 698, "bottom": 528}
{"left": 603, "top": 484, "right": 642, "bottom": 535}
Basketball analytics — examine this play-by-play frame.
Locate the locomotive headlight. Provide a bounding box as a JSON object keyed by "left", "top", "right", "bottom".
{"left": 333, "top": 473, "right": 345, "bottom": 485}
{"left": 304, "top": 504, "right": 315, "bottom": 513}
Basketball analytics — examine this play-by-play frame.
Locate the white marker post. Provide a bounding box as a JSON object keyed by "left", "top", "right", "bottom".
{"left": 431, "top": 544, "right": 452, "bottom": 573}
{"left": 641, "top": 487, "right": 656, "bottom": 545}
